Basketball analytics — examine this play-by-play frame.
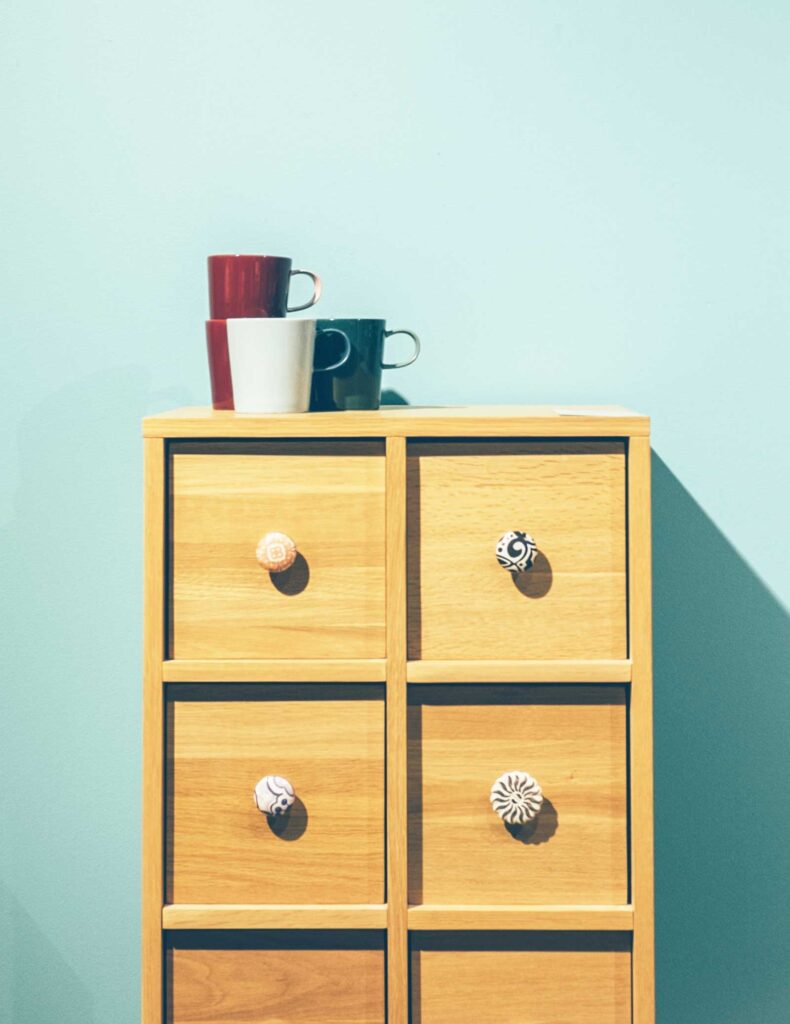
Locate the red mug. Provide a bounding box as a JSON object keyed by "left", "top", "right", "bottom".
{"left": 206, "top": 320, "right": 233, "bottom": 410}
{"left": 208, "top": 254, "right": 321, "bottom": 319}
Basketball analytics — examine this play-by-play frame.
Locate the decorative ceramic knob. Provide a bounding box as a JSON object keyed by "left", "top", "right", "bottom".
{"left": 253, "top": 775, "right": 295, "bottom": 816}
{"left": 256, "top": 532, "right": 297, "bottom": 573}
{"left": 490, "top": 770, "right": 543, "bottom": 825}
{"left": 496, "top": 530, "right": 537, "bottom": 573}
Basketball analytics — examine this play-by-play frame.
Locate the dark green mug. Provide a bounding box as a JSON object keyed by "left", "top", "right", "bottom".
{"left": 310, "top": 319, "right": 420, "bottom": 411}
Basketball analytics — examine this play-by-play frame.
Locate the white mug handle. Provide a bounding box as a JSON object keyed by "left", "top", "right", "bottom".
{"left": 381, "top": 329, "right": 420, "bottom": 369}
{"left": 287, "top": 269, "right": 322, "bottom": 313}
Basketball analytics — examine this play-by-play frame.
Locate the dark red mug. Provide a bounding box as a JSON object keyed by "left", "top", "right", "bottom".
{"left": 208, "top": 254, "right": 321, "bottom": 319}
{"left": 206, "top": 320, "right": 233, "bottom": 410}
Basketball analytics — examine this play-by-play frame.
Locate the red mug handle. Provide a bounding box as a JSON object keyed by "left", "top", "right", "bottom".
{"left": 287, "top": 269, "right": 322, "bottom": 313}
{"left": 381, "top": 329, "right": 421, "bottom": 369}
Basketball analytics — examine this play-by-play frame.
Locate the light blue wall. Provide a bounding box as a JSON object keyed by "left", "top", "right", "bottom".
{"left": 1, "top": 3, "right": 788, "bottom": 1021}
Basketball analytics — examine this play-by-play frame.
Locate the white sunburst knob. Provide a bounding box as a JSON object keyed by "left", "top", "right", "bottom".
{"left": 489, "top": 770, "right": 543, "bottom": 825}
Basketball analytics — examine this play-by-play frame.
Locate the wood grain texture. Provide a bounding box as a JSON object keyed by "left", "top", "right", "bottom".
{"left": 411, "top": 935, "right": 631, "bottom": 1024}
{"left": 385, "top": 437, "right": 409, "bottom": 1024}
{"left": 407, "top": 442, "right": 627, "bottom": 661}
{"left": 408, "top": 904, "right": 633, "bottom": 930}
{"left": 170, "top": 442, "right": 385, "bottom": 660}
{"left": 143, "top": 405, "right": 649, "bottom": 439}
{"left": 407, "top": 659, "right": 632, "bottom": 683}
{"left": 142, "top": 437, "right": 165, "bottom": 1024}
{"left": 163, "top": 904, "right": 387, "bottom": 929}
{"left": 168, "top": 943, "right": 385, "bottom": 1024}
{"left": 167, "top": 688, "right": 385, "bottom": 904}
{"left": 162, "top": 659, "right": 386, "bottom": 682}
{"left": 408, "top": 686, "right": 628, "bottom": 905}
{"left": 628, "top": 435, "right": 656, "bottom": 1023}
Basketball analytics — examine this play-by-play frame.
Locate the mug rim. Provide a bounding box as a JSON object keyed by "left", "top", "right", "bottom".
{"left": 208, "top": 253, "right": 291, "bottom": 261}
{"left": 316, "top": 317, "right": 386, "bottom": 325}
{"left": 226, "top": 317, "right": 319, "bottom": 324}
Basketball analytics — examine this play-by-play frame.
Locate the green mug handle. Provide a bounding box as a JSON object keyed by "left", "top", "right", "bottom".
{"left": 313, "top": 328, "right": 352, "bottom": 373}
{"left": 381, "top": 329, "right": 421, "bottom": 369}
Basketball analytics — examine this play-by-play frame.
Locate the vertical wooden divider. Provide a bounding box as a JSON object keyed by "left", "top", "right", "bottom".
{"left": 385, "top": 436, "right": 408, "bottom": 1024}
{"left": 142, "top": 437, "right": 165, "bottom": 1024}
{"left": 628, "top": 435, "right": 655, "bottom": 1024}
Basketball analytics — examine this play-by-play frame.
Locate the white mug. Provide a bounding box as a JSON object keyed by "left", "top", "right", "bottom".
{"left": 226, "top": 319, "right": 351, "bottom": 413}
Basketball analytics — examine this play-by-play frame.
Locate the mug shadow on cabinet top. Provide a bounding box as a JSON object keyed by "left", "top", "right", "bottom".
{"left": 651, "top": 453, "right": 790, "bottom": 1024}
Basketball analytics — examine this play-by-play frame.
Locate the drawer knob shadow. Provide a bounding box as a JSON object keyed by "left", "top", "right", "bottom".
{"left": 269, "top": 552, "right": 310, "bottom": 596}
{"left": 267, "top": 796, "right": 308, "bottom": 841}
{"left": 504, "top": 797, "right": 558, "bottom": 845}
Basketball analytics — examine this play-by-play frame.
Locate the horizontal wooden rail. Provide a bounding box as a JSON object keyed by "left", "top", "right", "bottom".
{"left": 162, "top": 659, "right": 387, "bottom": 683}
{"left": 407, "top": 660, "right": 632, "bottom": 684}
{"left": 163, "top": 904, "right": 388, "bottom": 929}
{"left": 143, "top": 405, "right": 649, "bottom": 439}
{"left": 407, "top": 905, "right": 634, "bottom": 931}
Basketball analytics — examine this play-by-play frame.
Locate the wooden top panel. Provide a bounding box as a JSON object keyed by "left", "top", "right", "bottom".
{"left": 143, "top": 405, "right": 649, "bottom": 438}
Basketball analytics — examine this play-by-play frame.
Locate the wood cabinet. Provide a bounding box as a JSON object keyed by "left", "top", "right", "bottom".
{"left": 143, "top": 406, "right": 654, "bottom": 1024}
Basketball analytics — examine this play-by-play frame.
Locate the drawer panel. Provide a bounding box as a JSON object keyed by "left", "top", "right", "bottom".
{"left": 168, "top": 931, "right": 385, "bottom": 1024}
{"left": 167, "top": 685, "right": 385, "bottom": 904}
{"left": 407, "top": 441, "right": 627, "bottom": 661}
{"left": 408, "top": 686, "right": 628, "bottom": 905}
{"left": 170, "top": 442, "right": 386, "bottom": 660}
{"left": 411, "top": 933, "right": 631, "bottom": 1024}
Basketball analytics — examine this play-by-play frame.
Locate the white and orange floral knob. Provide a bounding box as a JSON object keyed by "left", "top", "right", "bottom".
{"left": 254, "top": 775, "right": 295, "bottom": 816}
{"left": 490, "top": 770, "right": 543, "bottom": 825}
{"left": 495, "top": 530, "right": 537, "bottom": 573}
{"left": 256, "top": 532, "right": 297, "bottom": 573}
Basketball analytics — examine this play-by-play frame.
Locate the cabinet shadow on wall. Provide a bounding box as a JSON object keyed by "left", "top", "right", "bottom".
{"left": 652, "top": 453, "right": 790, "bottom": 1023}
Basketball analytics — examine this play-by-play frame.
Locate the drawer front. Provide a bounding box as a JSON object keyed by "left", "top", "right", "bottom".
{"left": 170, "top": 442, "right": 385, "bottom": 659}
{"left": 168, "top": 932, "right": 385, "bottom": 1024}
{"left": 408, "top": 686, "right": 628, "bottom": 905}
{"left": 411, "top": 933, "right": 631, "bottom": 1024}
{"left": 167, "top": 685, "right": 385, "bottom": 904}
{"left": 407, "top": 441, "right": 626, "bottom": 660}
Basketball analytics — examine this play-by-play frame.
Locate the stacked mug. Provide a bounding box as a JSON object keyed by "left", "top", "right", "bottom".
{"left": 205, "top": 254, "right": 420, "bottom": 414}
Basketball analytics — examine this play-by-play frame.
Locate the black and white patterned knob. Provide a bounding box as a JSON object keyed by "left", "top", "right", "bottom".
{"left": 490, "top": 770, "right": 543, "bottom": 825}
{"left": 253, "top": 775, "right": 295, "bottom": 816}
{"left": 496, "top": 530, "right": 537, "bottom": 573}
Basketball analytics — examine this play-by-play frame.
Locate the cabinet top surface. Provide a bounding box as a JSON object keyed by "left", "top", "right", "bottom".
{"left": 143, "top": 405, "right": 649, "bottom": 439}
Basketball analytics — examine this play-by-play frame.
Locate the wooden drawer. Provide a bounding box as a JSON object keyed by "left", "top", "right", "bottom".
{"left": 168, "top": 932, "right": 385, "bottom": 1023}
{"left": 408, "top": 686, "right": 628, "bottom": 905}
{"left": 407, "top": 441, "right": 627, "bottom": 661}
{"left": 170, "top": 441, "right": 385, "bottom": 660}
{"left": 167, "top": 685, "right": 385, "bottom": 904}
{"left": 411, "top": 933, "right": 631, "bottom": 1024}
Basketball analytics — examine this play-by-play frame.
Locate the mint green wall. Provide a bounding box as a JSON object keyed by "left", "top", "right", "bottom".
{"left": 1, "top": 2, "right": 788, "bottom": 1021}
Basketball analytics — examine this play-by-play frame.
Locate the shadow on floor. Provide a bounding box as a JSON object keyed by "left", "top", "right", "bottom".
{"left": 652, "top": 453, "right": 790, "bottom": 1024}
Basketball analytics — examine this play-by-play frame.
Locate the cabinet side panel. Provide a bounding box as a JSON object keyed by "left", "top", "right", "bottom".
{"left": 143, "top": 437, "right": 165, "bottom": 1024}
{"left": 386, "top": 436, "right": 408, "bottom": 1024}
{"left": 628, "top": 435, "right": 655, "bottom": 1023}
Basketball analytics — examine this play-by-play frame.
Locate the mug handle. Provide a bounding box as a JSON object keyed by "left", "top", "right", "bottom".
{"left": 381, "top": 329, "right": 421, "bottom": 369}
{"left": 287, "top": 269, "right": 322, "bottom": 312}
{"left": 314, "top": 328, "right": 352, "bottom": 373}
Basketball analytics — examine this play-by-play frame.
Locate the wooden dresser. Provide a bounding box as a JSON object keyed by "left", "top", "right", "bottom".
{"left": 142, "top": 405, "right": 654, "bottom": 1024}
